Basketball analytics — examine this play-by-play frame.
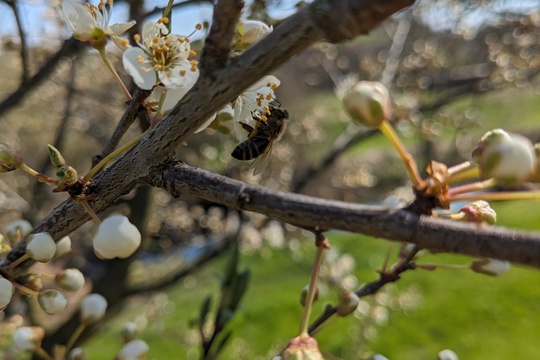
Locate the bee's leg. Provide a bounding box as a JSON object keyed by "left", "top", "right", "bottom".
{"left": 239, "top": 122, "right": 255, "bottom": 135}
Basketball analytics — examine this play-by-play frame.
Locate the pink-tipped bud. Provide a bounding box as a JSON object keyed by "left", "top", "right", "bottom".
{"left": 459, "top": 200, "right": 496, "bottom": 225}
{"left": 343, "top": 81, "right": 391, "bottom": 128}
{"left": 282, "top": 335, "right": 324, "bottom": 360}
{"left": 471, "top": 258, "right": 510, "bottom": 276}
{"left": 472, "top": 129, "right": 536, "bottom": 184}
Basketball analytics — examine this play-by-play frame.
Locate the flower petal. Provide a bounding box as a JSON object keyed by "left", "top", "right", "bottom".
{"left": 159, "top": 61, "right": 199, "bottom": 89}
{"left": 108, "top": 21, "right": 136, "bottom": 36}
{"left": 142, "top": 21, "right": 168, "bottom": 45}
{"left": 161, "top": 87, "right": 191, "bottom": 115}
{"left": 62, "top": 0, "right": 96, "bottom": 38}
{"left": 122, "top": 47, "right": 157, "bottom": 90}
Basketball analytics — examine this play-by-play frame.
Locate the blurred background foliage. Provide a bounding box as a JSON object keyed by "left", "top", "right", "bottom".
{"left": 0, "top": 0, "right": 539, "bottom": 358}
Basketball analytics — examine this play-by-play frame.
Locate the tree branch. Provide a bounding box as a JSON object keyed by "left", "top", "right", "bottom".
{"left": 5, "top": 0, "right": 30, "bottom": 85}
{"left": 0, "top": 0, "right": 415, "bottom": 277}
{"left": 148, "top": 161, "right": 540, "bottom": 269}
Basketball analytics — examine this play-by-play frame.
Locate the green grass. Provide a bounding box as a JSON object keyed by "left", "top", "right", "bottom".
{"left": 85, "top": 200, "right": 540, "bottom": 359}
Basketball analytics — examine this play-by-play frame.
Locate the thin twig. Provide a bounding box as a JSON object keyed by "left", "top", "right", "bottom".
{"left": 5, "top": 0, "right": 30, "bottom": 85}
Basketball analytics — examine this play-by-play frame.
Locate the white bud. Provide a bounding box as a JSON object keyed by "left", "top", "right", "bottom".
{"left": 38, "top": 289, "right": 68, "bottom": 315}
{"left": 26, "top": 232, "right": 57, "bottom": 262}
{"left": 6, "top": 219, "right": 33, "bottom": 243}
{"left": 472, "top": 129, "right": 536, "bottom": 184}
{"left": 13, "top": 326, "right": 45, "bottom": 351}
{"left": 68, "top": 347, "right": 87, "bottom": 360}
{"left": 438, "top": 349, "right": 459, "bottom": 360}
{"left": 0, "top": 277, "right": 14, "bottom": 310}
{"left": 471, "top": 258, "right": 510, "bottom": 276}
{"left": 56, "top": 268, "right": 85, "bottom": 291}
{"left": 299, "top": 285, "right": 319, "bottom": 307}
{"left": 93, "top": 215, "right": 141, "bottom": 259}
{"left": 55, "top": 236, "right": 72, "bottom": 257}
{"left": 343, "top": 81, "right": 391, "bottom": 128}
{"left": 118, "top": 339, "right": 149, "bottom": 360}
{"left": 81, "top": 293, "right": 108, "bottom": 324}
{"left": 121, "top": 322, "right": 138, "bottom": 342}
{"left": 236, "top": 20, "right": 272, "bottom": 49}
{"left": 336, "top": 291, "right": 360, "bottom": 317}
{"left": 372, "top": 355, "right": 390, "bottom": 360}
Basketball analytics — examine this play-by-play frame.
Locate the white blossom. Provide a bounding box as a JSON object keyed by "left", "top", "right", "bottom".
{"left": 0, "top": 277, "right": 14, "bottom": 310}
{"left": 233, "top": 76, "right": 280, "bottom": 141}
{"left": 81, "top": 293, "right": 108, "bottom": 323}
{"left": 13, "top": 326, "right": 44, "bottom": 351}
{"left": 69, "top": 347, "right": 87, "bottom": 360}
{"left": 92, "top": 215, "right": 141, "bottom": 259}
{"left": 62, "top": 0, "right": 135, "bottom": 49}
{"left": 118, "top": 339, "right": 149, "bottom": 360}
{"left": 26, "top": 232, "right": 57, "bottom": 262}
{"left": 121, "top": 322, "right": 138, "bottom": 342}
{"left": 38, "top": 290, "right": 68, "bottom": 315}
{"left": 56, "top": 268, "right": 85, "bottom": 291}
{"left": 123, "top": 21, "right": 198, "bottom": 90}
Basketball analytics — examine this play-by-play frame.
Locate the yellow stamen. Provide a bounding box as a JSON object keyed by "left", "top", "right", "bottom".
{"left": 196, "top": 23, "right": 203, "bottom": 30}
{"left": 121, "top": 39, "right": 129, "bottom": 47}
{"left": 137, "top": 55, "right": 144, "bottom": 63}
{"left": 190, "top": 50, "right": 197, "bottom": 57}
{"left": 134, "top": 34, "right": 141, "bottom": 42}
{"left": 179, "top": 70, "right": 186, "bottom": 76}
{"left": 140, "top": 66, "right": 148, "bottom": 72}
{"left": 160, "top": 17, "right": 169, "bottom": 24}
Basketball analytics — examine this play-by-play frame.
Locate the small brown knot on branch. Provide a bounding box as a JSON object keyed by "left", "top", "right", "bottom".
{"left": 314, "top": 231, "right": 330, "bottom": 249}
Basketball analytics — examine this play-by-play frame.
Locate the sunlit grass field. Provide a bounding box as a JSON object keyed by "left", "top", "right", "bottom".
{"left": 83, "top": 88, "right": 540, "bottom": 359}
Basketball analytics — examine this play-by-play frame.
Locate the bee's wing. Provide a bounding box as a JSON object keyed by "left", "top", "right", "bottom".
{"left": 251, "top": 141, "right": 274, "bottom": 176}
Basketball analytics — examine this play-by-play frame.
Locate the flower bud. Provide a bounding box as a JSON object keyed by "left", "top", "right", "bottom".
{"left": 56, "top": 268, "right": 85, "bottom": 291}
{"left": 459, "top": 200, "right": 496, "bottom": 225}
{"left": 439, "top": 349, "right": 459, "bottom": 360}
{"left": 38, "top": 289, "right": 68, "bottom": 315}
{"left": 471, "top": 258, "right": 510, "bottom": 276}
{"left": 69, "top": 347, "right": 87, "bottom": 360}
{"left": 118, "top": 339, "right": 149, "bottom": 360}
{"left": 92, "top": 215, "right": 142, "bottom": 259}
{"left": 48, "top": 144, "right": 66, "bottom": 168}
{"left": 0, "top": 234, "right": 11, "bottom": 255}
{"left": 343, "top": 81, "right": 391, "bottom": 128}
{"left": 299, "top": 285, "right": 319, "bottom": 307}
{"left": 56, "top": 165, "right": 79, "bottom": 186}
{"left": 0, "top": 142, "right": 23, "bottom": 173}
{"left": 235, "top": 20, "right": 272, "bottom": 50}
{"left": 6, "top": 219, "right": 33, "bottom": 243}
{"left": 13, "top": 326, "right": 45, "bottom": 351}
{"left": 282, "top": 335, "right": 324, "bottom": 360}
{"left": 81, "top": 293, "right": 108, "bottom": 324}
{"left": 26, "top": 232, "right": 57, "bottom": 262}
{"left": 472, "top": 129, "right": 536, "bottom": 184}
{"left": 372, "top": 355, "right": 389, "bottom": 360}
{"left": 54, "top": 236, "right": 72, "bottom": 257}
{"left": 336, "top": 290, "right": 360, "bottom": 317}
{"left": 121, "top": 322, "right": 138, "bottom": 343}
{"left": 26, "top": 273, "right": 43, "bottom": 293}
{"left": 0, "top": 277, "right": 14, "bottom": 310}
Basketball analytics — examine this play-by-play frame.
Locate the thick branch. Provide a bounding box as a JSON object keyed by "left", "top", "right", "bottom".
{"left": 199, "top": 0, "right": 244, "bottom": 73}
{"left": 0, "top": 0, "right": 414, "bottom": 275}
{"left": 148, "top": 161, "right": 540, "bottom": 269}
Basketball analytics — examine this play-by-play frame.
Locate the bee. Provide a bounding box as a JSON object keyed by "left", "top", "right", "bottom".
{"left": 231, "top": 106, "right": 289, "bottom": 175}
